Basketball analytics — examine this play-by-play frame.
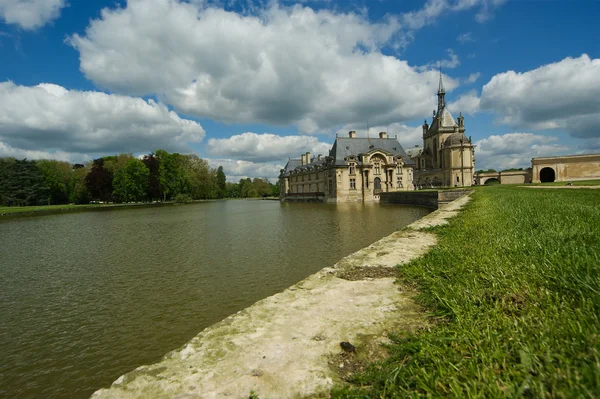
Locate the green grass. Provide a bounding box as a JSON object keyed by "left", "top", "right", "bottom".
{"left": 534, "top": 179, "right": 600, "bottom": 186}
{"left": 334, "top": 185, "right": 600, "bottom": 398}
{"left": 0, "top": 204, "right": 97, "bottom": 215}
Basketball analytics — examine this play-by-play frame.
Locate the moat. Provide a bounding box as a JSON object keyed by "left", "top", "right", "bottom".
{"left": 0, "top": 200, "right": 430, "bottom": 399}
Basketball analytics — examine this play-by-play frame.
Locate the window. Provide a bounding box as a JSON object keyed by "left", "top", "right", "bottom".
{"left": 349, "top": 162, "right": 356, "bottom": 175}
{"left": 374, "top": 162, "right": 381, "bottom": 175}
{"left": 350, "top": 178, "right": 356, "bottom": 190}
{"left": 317, "top": 172, "right": 320, "bottom": 179}
{"left": 301, "top": 174, "right": 304, "bottom": 181}
{"left": 456, "top": 176, "right": 459, "bottom": 183}
{"left": 365, "top": 171, "right": 369, "bottom": 188}
{"left": 329, "top": 180, "right": 333, "bottom": 193}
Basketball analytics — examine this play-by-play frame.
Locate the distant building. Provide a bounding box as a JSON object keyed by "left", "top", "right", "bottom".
{"left": 279, "top": 131, "right": 415, "bottom": 202}
{"left": 532, "top": 154, "right": 600, "bottom": 183}
{"left": 409, "top": 73, "right": 476, "bottom": 188}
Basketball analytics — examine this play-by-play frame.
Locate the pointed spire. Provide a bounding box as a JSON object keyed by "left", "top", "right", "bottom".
{"left": 438, "top": 67, "right": 445, "bottom": 94}
{"left": 437, "top": 68, "right": 446, "bottom": 113}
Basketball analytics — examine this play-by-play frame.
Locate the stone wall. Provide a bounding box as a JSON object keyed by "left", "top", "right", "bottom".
{"left": 380, "top": 189, "right": 471, "bottom": 209}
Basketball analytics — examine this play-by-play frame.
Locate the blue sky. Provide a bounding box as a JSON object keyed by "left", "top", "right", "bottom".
{"left": 1, "top": 0, "right": 599, "bottom": 181}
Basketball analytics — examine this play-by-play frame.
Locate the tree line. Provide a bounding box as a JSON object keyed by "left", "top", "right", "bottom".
{"left": 0, "top": 151, "right": 279, "bottom": 207}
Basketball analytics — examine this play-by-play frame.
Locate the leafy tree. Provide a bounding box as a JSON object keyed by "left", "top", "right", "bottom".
{"left": 226, "top": 182, "right": 241, "bottom": 198}
{"left": 156, "top": 150, "right": 188, "bottom": 201}
{"left": 103, "top": 153, "right": 135, "bottom": 174}
{"left": 142, "top": 153, "right": 161, "bottom": 201}
{"left": 69, "top": 165, "right": 90, "bottom": 204}
{"left": 86, "top": 158, "right": 114, "bottom": 202}
{"left": 113, "top": 159, "right": 149, "bottom": 203}
{"left": 271, "top": 181, "right": 280, "bottom": 197}
{"left": 0, "top": 158, "right": 49, "bottom": 206}
{"left": 216, "top": 166, "right": 227, "bottom": 198}
{"left": 252, "top": 178, "right": 272, "bottom": 197}
{"left": 182, "top": 154, "right": 218, "bottom": 200}
{"left": 37, "top": 159, "right": 72, "bottom": 204}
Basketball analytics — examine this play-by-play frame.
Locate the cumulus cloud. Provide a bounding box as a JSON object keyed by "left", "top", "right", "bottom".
{"left": 0, "top": 0, "right": 66, "bottom": 30}
{"left": 448, "top": 90, "right": 480, "bottom": 115}
{"left": 207, "top": 132, "right": 331, "bottom": 163}
{"left": 335, "top": 122, "right": 423, "bottom": 149}
{"left": 475, "top": 133, "right": 570, "bottom": 170}
{"left": 68, "top": 0, "right": 475, "bottom": 133}
{"left": 0, "top": 141, "right": 86, "bottom": 163}
{"left": 0, "top": 81, "right": 205, "bottom": 157}
{"left": 480, "top": 54, "right": 600, "bottom": 140}
{"left": 207, "top": 158, "right": 284, "bottom": 182}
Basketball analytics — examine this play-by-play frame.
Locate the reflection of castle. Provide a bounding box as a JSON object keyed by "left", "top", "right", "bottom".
{"left": 409, "top": 73, "right": 476, "bottom": 188}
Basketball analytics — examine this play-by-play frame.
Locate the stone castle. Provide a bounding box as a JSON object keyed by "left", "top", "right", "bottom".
{"left": 279, "top": 74, "right": 475, "bottom": 202}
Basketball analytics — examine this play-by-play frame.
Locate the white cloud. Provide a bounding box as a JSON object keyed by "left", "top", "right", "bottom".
{"left": 207, "top": 132, "right": 331, "bottom": 163}
{"left": 0, "top": 141, "right": 87, "bottom": 163}
{"left": 69, "top": 0, "right": 471, "bottom": 133}
{"left": 475, "top": 133, "right": 570, "bottom": 170}
{"left": 480, "top": 54, "right": 600, "bottom": 140}
{"left": 418, "top": 49, "right": 460, "bottom": 71}
{"left": 0, "top": 0, "right": 66, "bottom": 30}
{"left": 207, "top": 158, "right": 283, "bottom": 181}
{"left": 457, "top": 32, "right": 474, "bottom": 44}
{"left": 465, "top": 72, "right": 480, "bottom": 83}
{"left": 448, "top": 90, "right": 480, "bottom": 115}
{"left": 0, "top": 81, "right": 205, "bottom": 157}
{"left": 335, "top": 122, "right": 423, "bottom": 149}
{"left": 401, "top": 0, "right": 502, "bottom": 30}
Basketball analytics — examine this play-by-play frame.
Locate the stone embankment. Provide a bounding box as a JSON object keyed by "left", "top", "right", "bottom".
{"left": 91, "top": 194, "right": 472, "bottom": 399}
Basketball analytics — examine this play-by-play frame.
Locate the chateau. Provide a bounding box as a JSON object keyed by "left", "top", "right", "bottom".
{"left": 279, "top": 131, "right": 415, "bottom": 202}
{"left": 279, "top": 73, "right": 476, "bottom": 202}
{"left": 409, "top": 74, "right": 476, "bottom": 188}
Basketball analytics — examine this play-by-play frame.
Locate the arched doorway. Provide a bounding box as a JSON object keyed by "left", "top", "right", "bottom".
{"left": 484, "top": 178, "right": 500, "bottom": 185}
{"left": 540, "top": 167, "right": 556, "bottom": 183}
{"left": 374, "top": 177, "right": 382, "bottom": 193}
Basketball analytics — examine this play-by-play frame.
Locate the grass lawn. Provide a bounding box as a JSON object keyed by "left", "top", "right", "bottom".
{"left": 0, "top": 204, "right": 100, "bottom": 215}
{"left": 334, "top": 185, "right": 600, "bottom": 397}
{"left": 534, "top": 179, "right": 600, "bottom": 186}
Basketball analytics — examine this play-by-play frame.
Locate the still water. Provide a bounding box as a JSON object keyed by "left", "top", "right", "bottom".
{"left": 0, "top": 200, "right": 429, "bottom": 398}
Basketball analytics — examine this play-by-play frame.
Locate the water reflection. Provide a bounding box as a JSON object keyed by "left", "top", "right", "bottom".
{"left": 0, "top": 200, "right": 429, "bottom": 399}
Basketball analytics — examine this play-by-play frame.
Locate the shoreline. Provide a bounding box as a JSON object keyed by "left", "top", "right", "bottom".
{"left": 91, "top": 193, "right": 472, "bottom": 398}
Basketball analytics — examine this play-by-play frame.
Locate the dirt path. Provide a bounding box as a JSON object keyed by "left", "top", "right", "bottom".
{"left": 91, "top": 195, "right": 471, "bottom": 399}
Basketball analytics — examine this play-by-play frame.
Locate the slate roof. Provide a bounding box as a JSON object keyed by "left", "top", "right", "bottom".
{"left": 438, "top": 107, "right": 457, "bottom": 128}
{"left": 329, "top": 137, "right": 415, "bottom": 166}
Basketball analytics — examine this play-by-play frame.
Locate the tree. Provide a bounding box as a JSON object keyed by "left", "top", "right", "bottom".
{"left": 69, "top": 165, "right": 90, "bottom": 204}
{"left": 113, "top": 159, "right": 149, "bottom": 203}
{"left": 226, "top": 182, "right": 241, "bottom": 198}
{"left": 156, "top": 150, "right": 188, "bottom": 201}
{"left": 216, "top": 166, "right": 227, "bottom": 199}
{"left": 37, "top": 159, "right": 72, "bottom": 204}
{"left": 86, "top": 158, "right": 113, "bottom": 202}
{"left": 142, "top": 153, "right": 161, "bottom": 201}
{"left": 182, "top": 154, "right": 218, "bottom": 200}
{"left": 103, "top": 153, "right": 135, "bottom": 174}
{"left": 0, "top": 158, "right": 49, "bottom": 206}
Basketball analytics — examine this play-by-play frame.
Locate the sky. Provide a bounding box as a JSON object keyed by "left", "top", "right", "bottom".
{"left": 0, "top": 0, "right": 599, "bottom": 182}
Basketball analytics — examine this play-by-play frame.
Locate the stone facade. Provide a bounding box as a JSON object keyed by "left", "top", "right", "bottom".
{"left": 532, "top": 154, "right": 600, "bottom": 183}
{"left": 476, "top": 170, "right": 532, "bottom": 185}
{"left": 409, "top": 74, "right": 475, "bottom": 188}
{"left": 279, "top": 131, "right": 415, "bottom": 203}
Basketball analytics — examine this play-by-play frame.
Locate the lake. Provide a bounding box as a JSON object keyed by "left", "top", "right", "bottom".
{"left": 0, "top": 200, "right": 430, "bottom": 398}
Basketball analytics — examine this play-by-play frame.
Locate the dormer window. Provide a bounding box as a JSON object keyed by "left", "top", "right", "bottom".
{"left": 349, "top": 162, "right": 356, "bottom": 175}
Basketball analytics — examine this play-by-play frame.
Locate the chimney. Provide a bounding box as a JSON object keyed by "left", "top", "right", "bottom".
{"left": 379, "top": 131, "right": 387, "bottom": 139}
{"left": 305, "top": 152, "right": 311, "bottom": 164}
{"left": 301, "top": 154, "right": 306, "bottom": 165}
{"left": 348, "top": 130, "right": 356, "bottom": 138}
